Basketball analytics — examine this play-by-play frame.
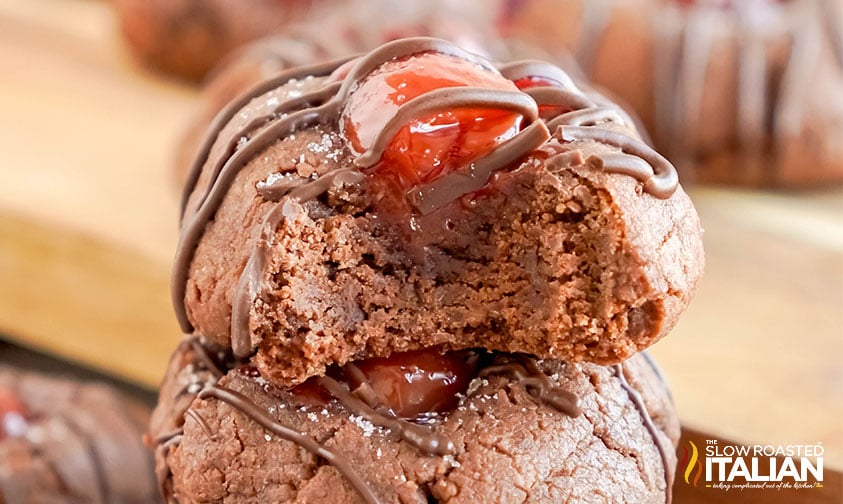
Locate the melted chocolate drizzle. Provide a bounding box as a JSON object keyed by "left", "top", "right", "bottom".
{"left": 351, "top": 87, "right": 541, "bottom": 169}
{"left": 317, "top": 375, "right": 456, "bottom": 456}
{"left": 559, "top": 126, "right": 679, "bottom": 198}
{"left": 613, "top": 363, "right": 673, "bottom": 504}
{"left": 173, "top": 37, "right": 682, "bottom": 343}
{"left": 198, "top": 384, "right": 382, "bottom": 504}
{"left": 150, "top": 336, "right": 229, "bottom": 502}
{"left": 500, "top": 59, "right": 678, "bottom": 197}
{"left": 154, "top": 338, "right": 383, "bottom": 503}
{"left": 479, "top": 354, "right": 582, "bottom": 417}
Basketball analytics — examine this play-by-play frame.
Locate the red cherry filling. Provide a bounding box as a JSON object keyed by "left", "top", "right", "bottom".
{"left": 290, "top": 376, "right": 334, "bottom": 405}
{"left": 291, "top": 348, "right": 478, "bottom": 421}
{"left": 0, "top": 390, "right": 28, "bottom": 439}
{"left": 349, "top": 349, "right": 477, "bottom": 420}
{"left": 342, "top": 51, "right": 525, "bottom": 190}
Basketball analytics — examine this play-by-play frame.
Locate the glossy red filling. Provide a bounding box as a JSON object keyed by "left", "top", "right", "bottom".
{"left": 342, "top": 52, "right": 525, "bottom": 191}
{"left": 291, "top": 348, "right": 478, "bottom": 421}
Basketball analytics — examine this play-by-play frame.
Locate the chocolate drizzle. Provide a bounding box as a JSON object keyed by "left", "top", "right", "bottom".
{"left": 159, "top": 348, "right": 591, "bottom": 503}
{"left": 173, "top": 36, "right": 682, "bottom": 349}
{"left": 155, "top": 337, "right": 227, "bottom": 448}
{"left": 150, "top": 338, "right": 386, "bottom": 503}
{"left": 153, "top": 342, "right": 587, "bottom": 503}
{"left": 559, "top": 126, "right": 679, "bottom": 198}
{"left": 149, "top": 336, "right": 229, "bottom": 502}
{"left": 613, "top": 363, "right": 673, "bottom": 504}
{"left": 198, "top": 384, "right": 382, "bottom": 504}
{"left": 498, "top": 60, "right": 678, "bottom": 198}
{"left": 180, "top": 58, "right": 352, "bottom": 216}
{"left": 408, "top": 120, "right": 551, "bottom": 215}
{"left": 479, "top": 354, "right": 582, "bottom": 417}
{"left": 317, "top": 375, "right": 456, "bottom": 456}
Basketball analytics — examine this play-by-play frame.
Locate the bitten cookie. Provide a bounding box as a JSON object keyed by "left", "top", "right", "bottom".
{"left": 173, "top": 38, "right": 704, "bottom": 386}
{"left": 0, "top": 366, "right": 159, "bottom": 503}
{"left": 498, "top": 0, "right": 843, "bottom": 186}
{"left": 150, "top": 337, "right": 680, "bottom": 503}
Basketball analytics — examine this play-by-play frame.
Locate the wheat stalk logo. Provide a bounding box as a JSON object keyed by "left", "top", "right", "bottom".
{"left": 679, "top": 441, "right": 703, "bottom": 486}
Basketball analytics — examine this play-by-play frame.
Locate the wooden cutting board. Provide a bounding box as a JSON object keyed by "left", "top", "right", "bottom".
{"left": 0, "top": 0, "right": 841, "bottom": 478}
{"left": 0, "top": 0, "right": 192, "bottom": 388}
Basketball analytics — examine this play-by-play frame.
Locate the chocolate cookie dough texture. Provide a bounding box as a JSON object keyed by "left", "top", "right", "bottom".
{"left": 0, "top": 366, "right": 159, "bottom": 503}
{"left": 499, "top": 0, "right": 843, "bottom": 186}
{"left": 174, "top": 38, "right": 704, "bottom": 386}
{"left": 111, "top": 0, "right": 326, "bottom": 81}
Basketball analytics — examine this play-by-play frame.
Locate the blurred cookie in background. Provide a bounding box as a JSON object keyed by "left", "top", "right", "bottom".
{"left": 110, "top": 0, "right": 499, "bottom": 84}
{"left": 0, "top": 365, "right": 159, "bottom": 503}
{"left": 499, "top": 0, "right": 843, "bottom": 187}
{"left": 111, "top": 0, "right": 327, "bottom": 81}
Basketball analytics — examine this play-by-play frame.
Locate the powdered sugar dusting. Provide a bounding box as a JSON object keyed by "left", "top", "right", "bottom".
{"left": 349, "top": 415, "right": 376, "bottom": 437}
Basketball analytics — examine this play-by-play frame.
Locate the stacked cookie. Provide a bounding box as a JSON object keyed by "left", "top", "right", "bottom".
{"left": 498, "top": 0, "right": 843, "bottom": 187}
{"left": 0, "top": 366, "right": 159, "bottom": 503}
{"left": 151, "top": 37, "right": 704, "bottom": 502}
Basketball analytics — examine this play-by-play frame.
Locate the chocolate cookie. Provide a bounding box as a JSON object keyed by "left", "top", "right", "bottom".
{"left": 111, "top": 0, "right": 323, "bottom": 81}
{"left": 0, "top": 366, "right": 159, "bottom": 503}
{"left": 499, "top": 0, "right": 843, "bottom": 187}
{"left": 151, "top": 337, "right": 680, "bottom": 503}
{"left": 173, "top": 38, "right": 704, "bottom": 386}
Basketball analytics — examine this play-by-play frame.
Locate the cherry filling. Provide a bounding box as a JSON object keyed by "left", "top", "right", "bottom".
{"left": 0, "top": 390, "right": 29, "bottom": 439}
{"left": 291, "top": 348, "right": 479, "bottom": 421}
{"left": 349, "top": 349, "right": 477, "bottom": 420}
{"left": 341, "top": 51, "right": 525, "bottom": 190}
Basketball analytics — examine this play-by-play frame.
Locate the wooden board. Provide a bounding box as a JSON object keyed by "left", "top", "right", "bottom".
{"left": 0, "top": 0, "right": 194, "bottom": 386}
{"left": 0, "top": 0, "right": 841, "bottom": 477}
